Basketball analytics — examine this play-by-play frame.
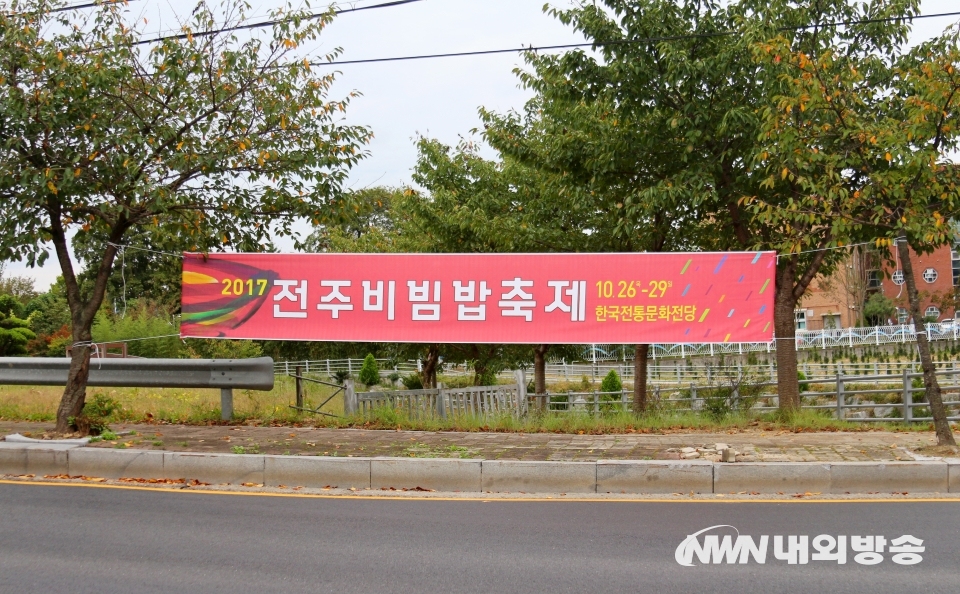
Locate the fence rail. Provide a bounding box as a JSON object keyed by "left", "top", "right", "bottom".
{"left": 351, "top": 371, "right": 528, "bottom": 419}
{"left": 277, "top": 357, "right": 960, "bottom": 388}
{"left": 536, "top": 368, "right": 960, "bottom": 423}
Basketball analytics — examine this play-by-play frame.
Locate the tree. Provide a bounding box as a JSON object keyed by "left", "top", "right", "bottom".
{"left": 0, "top": 262, "right": 37, "bottom": 303}
{"left": 358, "top": 353, "right": 380, "bottom": 387}
{"left": 0, "top": 308, "right": 35, "bottom": 356}
{"left": 863, "top": 292, "right": 896, "bottom": 326}
{"left": 482, "top": 0, "right": 831, "bottom": 413}
{"left": 0, "top": 0, "right": 371, "bottom": 433}
{"left": 751, "top": 4, "right": 959, "bottom": 443}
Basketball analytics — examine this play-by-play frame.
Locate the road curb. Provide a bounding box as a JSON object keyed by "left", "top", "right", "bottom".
{"left": 0, "top": 447, "right": 953, "bottom": 494}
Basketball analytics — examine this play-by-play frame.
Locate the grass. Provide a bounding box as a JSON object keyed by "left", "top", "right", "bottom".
{"left": 0, "top": 377, "right": 940, "bottom": 435}
{"left": 0, "top": 375, "right": 343, "bottom": 425}
{"left": 348, "top": 406, "right": 927, "bottom": 434}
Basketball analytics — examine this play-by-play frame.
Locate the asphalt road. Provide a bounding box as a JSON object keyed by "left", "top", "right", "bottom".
{"left": 1, "top": 483, "right": 958, "bottom": 594}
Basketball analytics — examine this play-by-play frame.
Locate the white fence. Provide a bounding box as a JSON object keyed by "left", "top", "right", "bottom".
{"left": 355, "top": 377, "right": 527, "bottom": 419}
{"left": 586, "top": 323, "right": 960, "bottom": 361}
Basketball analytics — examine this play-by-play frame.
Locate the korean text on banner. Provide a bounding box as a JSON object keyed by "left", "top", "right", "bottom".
{"left": 180, "top": 252, "right": 776, "bottom": 344}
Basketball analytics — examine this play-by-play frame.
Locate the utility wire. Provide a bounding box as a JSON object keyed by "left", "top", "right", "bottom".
{"left": 130, "top": 0, "right": 423, "bottom": 47}
{"left": 309, "top": 9, "right": 960, "bottom": 67}
{"left": 0, "top": 0, "right": 136, "bottom": 14}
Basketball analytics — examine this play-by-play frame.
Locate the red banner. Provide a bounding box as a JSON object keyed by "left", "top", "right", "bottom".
{"left": 180, "top": 252, "right": 775, "bottom": 344}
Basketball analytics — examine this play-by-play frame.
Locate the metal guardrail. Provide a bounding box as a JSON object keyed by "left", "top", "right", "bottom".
{"left": 0, "top": 357, "right": 275, "bottom": 420}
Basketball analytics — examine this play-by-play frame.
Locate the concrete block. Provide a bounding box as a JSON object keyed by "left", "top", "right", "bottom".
{"left": 481, "top": 460, "right": 596, "bottom": 494}
{"left": 947, "top": 460, "right": 960, "bottom": 494}
{"left": 714, "top": 462, "right": 831, "bottom": 494}
{"left": 163, "top": 452, "right": 264, "bottom": 485}
{"left": 69, "top": 449, "right": 164, "bottom": 479}
{"left": 371, "top": 458, "right": 481, "bottom": 492}
{"left": 597, "top": 460, "right": 712, "bottom": 494}
{"left": 829, "top": 461, "right": 947, "bottom": 494}
{"left": 264, "top": 456, "right": 370, "bottom": 489}
{"left": 0, "top": 447, "right": 69, "bottom": 476}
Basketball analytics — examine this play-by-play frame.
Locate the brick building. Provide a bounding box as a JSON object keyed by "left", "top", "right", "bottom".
{"left": 796, "top": 241, "right": 960, "bottom": 330}
{"left": 876, "top": 242, "right": 959, "bottom": 324}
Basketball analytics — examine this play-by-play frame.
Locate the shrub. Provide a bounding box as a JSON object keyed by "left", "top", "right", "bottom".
{"left": 600, "top": 369, "right": 623, "bottom": 393}
{"left": 798, "top": 371, "right": 809, "bottom": 393}
{"left": 73, "top": 393, "right": 120, "bottom": 435}
{"left": 358, "top": 354, "right": 380, "bottom": 386}
{"left": 401, "top": 373, "right": 423, "bottom": 390}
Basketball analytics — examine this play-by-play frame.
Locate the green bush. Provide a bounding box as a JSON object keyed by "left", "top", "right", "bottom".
{"left": 358, "top": 354, "right": 380, "bottom": 386}
{"left": 401, "top": 373, "right": 423, "bottom": 389}
{"left": 92, "top": 304, "right": 181, "bottom": 358}
{"left": 798, "top": 371, "right": 809, "bottom": 393}
{"left": 73, "top": 393, "right": 120, "bottom": 435}
{"left": 600, "top": 369, "right": 623, "bottom": 393}
{"left": 0, "top": 311, "right": 36, "bottom": 356}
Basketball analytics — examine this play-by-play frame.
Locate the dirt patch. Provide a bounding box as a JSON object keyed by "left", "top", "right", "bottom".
{"left": 913, "top": 445, "right": 960, "bottom": 457}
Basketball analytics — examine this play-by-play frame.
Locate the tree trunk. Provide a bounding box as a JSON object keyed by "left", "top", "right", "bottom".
{"left": 420, "top": 344, "right": 440, "bottom": 389}
{"left": 533, "top": 344, "right": 549, "bottom": 395}
{"left": 55, "top": 341, "right": 92, "bottom": 433}
{"left": 633, "top": 344, "right": 648, "bottom": 414}
{"left": 774, "top": 261, "right": 801, "bottom": 411}
{"left": 897, "top": 241, "right": 956, "bottom": 446}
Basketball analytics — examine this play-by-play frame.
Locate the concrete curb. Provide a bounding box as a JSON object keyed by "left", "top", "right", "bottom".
{"left": 0, "top": 447, "right": 953, "bottom": 494}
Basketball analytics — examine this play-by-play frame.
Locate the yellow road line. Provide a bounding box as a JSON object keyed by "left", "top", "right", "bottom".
{"left": 0, "top": 479, "right": 957, "bottom": 504}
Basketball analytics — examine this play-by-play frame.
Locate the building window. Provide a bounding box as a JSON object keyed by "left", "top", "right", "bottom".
{"left": 823, "top": 314, "right": 840, "bottom": 329}
{"left": 925, "top": 306, "right": 941, "bottom": 320}
{"left": 953, "top": 247, "right": 960, "bottom": 286}
{"left": 892, "top": 270, "right": 905, "bottom": 285}
{"left": 795, "top": 310, "right": 807, "bottom": 330}
{"left": 923, "top": 268, "right": 938, "bottom": 283}
{"left": 897, "top": 308, "right": 909, "bottom": 324}
{"left": 867, "top": 270, "right": 882, "bottom": 289}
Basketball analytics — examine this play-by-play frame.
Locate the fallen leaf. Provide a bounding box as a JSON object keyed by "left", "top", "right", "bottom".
{"left": 240, "top": 482, "right": 263, "bottom": 488}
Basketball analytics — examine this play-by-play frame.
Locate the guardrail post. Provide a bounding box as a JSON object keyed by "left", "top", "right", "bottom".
{"left": 690, "top": 384, "right": 698, "bottom": 411}
{"left": 436, "top": 383, "right": 446, "bottom": 419}
{"left": 344, "top": 379, "right": 357, "bottom": 416}
{"left": 902, "top": 369, "right": 912, "bottom": 422}
{"left": 593, "top": 390, "right": 599, "bottom": 416}
{"left": 514, "top": 369, "right": 527, "bottom": 415}
{"left": 295, "top": 365, "right": 304, "bottom": 412}
{"left": 835, "top": 371, "right": 844, "bottom": 420}
{"left": 220, "top": 388, "right": 233, "bottom": 421}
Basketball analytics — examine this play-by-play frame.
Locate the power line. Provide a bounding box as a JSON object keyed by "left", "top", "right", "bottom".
{"left": 130, "top": 0, "right": 424, "bottom": 47}
{"left": 308, "top": 9, "right": 960, "bottom": 67}
{"left": 0, "top": 0, "right": 138, "bottom": 15}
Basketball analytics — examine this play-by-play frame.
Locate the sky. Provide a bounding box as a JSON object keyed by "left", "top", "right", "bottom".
{"left": 6, "top": 0, "right": 960, "bottom": 290}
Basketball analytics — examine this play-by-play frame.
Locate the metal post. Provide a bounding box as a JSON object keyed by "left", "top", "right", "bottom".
{"left": 593, "top": 390, "right": 599, "bottom": 416}
{"left": 514, "top": 369, "right": 527, "bottom": 415}
{"left": 690, "top": 384, "right": 698, "bottom": 412}
{"left": 836, "top": 371, "right": 844, "bottom": 420}
{"left": 902, "top": 369, "right": 912, "bottom": 422}
{"left": 436, "top": 382, "right": 446, "bottom": 419}
{"left": 220, "top": 388, "right": 233, "bottom": 421}
{"left": 344, "top": 379, "right": 357, "bottom": 416}
{"left": 295, "top": 365, "right": 304, "bottom": 411}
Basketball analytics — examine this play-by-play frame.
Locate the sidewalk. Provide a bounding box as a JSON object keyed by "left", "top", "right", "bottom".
{"left": 0, "top": 421, "right": 938, "bottom": 462}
